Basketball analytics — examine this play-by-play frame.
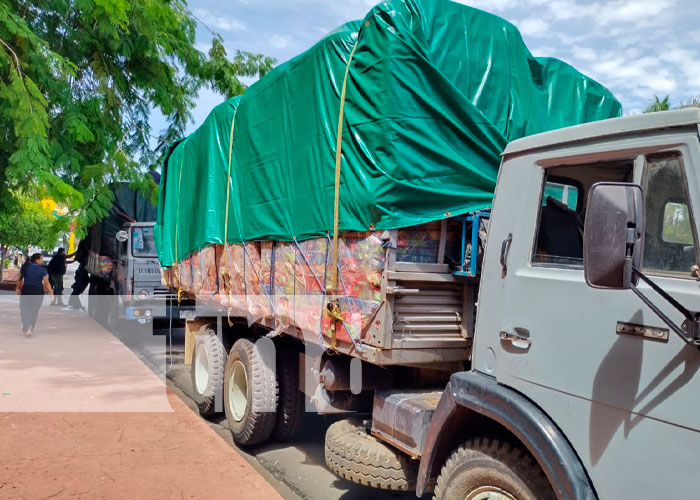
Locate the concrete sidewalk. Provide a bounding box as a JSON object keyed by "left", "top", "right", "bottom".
{"left": 0, "top": 294, "right": 284, "bottom": 500}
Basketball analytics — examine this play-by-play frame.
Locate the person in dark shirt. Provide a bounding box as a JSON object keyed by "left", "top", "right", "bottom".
{"left": 15, "top": 253, "right": 54, "bottom": 336}
{"left": 47, "top": 248, "right": 73, "bottom": 306}
{"left": 66, "top": 238, "right": 90, "bottom": 313}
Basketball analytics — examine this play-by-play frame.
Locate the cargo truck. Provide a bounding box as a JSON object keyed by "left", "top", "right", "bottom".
{"left": 154, "top": 1, "right": 700, "bottom": 498}
{"left": 175, "top": 108, "right": 700, "bottom": 500}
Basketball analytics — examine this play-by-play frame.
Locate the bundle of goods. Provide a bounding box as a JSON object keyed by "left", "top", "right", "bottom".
{"left": 156, "top": 0, "right": 620, "bottom": 350}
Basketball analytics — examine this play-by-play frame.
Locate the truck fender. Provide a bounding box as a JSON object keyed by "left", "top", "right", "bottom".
{"left": 416, "top": 371, "right": 596, "bottom": 500}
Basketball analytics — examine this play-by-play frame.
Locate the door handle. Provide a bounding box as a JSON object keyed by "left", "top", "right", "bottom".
{"left": 500, "top": 233, "right": 512, "bottom": 278}
{"left": 500, "top": 328, "right": 531, "bottom": 349}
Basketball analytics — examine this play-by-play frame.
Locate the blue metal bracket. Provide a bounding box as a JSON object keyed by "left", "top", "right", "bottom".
{"left": 453, "top": 210, "right": 491, "bottom": 277}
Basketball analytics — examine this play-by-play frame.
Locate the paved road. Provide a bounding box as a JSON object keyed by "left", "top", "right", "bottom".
{"left": 160, "top": 327, "right": 414, "bottom": 500}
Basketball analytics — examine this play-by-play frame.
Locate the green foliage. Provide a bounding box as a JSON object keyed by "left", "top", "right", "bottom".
{"left": 0, "top": 191, "right": 68, "bottom": 252}
{"left": 0, "top": 0, "right": 273, "bottom": 232}
{"left": 645, "top": 95, "right": 700, "bottom": 113}
{"left": 645, "top": 95, "right": 671, "bottom": 113}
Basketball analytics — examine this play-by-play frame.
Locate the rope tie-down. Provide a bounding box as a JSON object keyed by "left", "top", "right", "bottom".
{"left": 327, "top": 35, "right": 361, "bottom": 351}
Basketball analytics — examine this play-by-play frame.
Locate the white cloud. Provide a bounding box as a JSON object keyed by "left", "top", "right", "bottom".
{"left": 192, "top": 8, "right": 247, "bottom": 32}
{"left": 450, "top": 0, "right": 519, "bottom": 12}
{"left": 546, "top": 0, "right": 600, "bottom": 20}
{"left": 531, "top": 46, "right": 559, "bottom": 58}
{"left": 572, "top": 47, "right": 597, "bottom": 61}
{"left": 269, "top": 34, "right": 293, "bottom": 50}
{"left": 599, "top": 0, "right": 677, "bottom": 24}
{"left": 518, "top": 18, "right": 549, "bottom": 37}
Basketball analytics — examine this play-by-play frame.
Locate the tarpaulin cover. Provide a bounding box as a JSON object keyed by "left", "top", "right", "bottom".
{"left": 155, "top": 0, "right": 621, "bottom": 267}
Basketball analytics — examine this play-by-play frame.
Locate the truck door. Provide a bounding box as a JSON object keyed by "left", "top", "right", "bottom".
{"left": 476, "top": 134, "right": 700, "bottom": 497}
{"left": 115, "top": 229, "right": 129, "bottom": 296}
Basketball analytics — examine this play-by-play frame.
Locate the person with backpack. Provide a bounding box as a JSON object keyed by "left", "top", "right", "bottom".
{"left": 47, "top": 248, "right": 72, "bottom": 306}
{"left": 65, "top": 238, "right": 90, "bottom": 314}
{"left": 15, "top": 253, "right": 54, "bottom": 337}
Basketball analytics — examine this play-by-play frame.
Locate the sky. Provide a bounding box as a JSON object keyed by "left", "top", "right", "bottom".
{"left": 151, "top": 0, "right": 700, "bottom": 137}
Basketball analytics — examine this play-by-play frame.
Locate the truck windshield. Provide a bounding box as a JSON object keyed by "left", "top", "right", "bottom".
{"left": 131, "top": 226, "right": 157, "bottom": 257}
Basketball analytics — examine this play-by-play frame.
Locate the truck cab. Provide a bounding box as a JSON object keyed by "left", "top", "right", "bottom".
{"left": 325, "top": 109, "right": 700, "bottom": 499}
{"left": 112, "top": 222, "right": 170, "bottom": 323}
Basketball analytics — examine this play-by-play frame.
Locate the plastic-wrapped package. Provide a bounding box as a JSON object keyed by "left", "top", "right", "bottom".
{"left": 243, "top": 242, "right": 271, "bottom": 323}
{"left": 272, "top": 242, "right": 301, "bottom": 327}
{"left": 180, "top": 256, "right": 193, "bottom": 295}
{"left": 193, "top": 245, "right": 218, "bottom": 300}
{"left": 218, "top": 244, "right": 247, "bottom": 315}
{"left": 396, "top": 222, "right": 443, "bottom": 263}
{"left": 87, "top": 251, "right": 114, "bottom": 280}
{"left": 319, "top": 233, "right": 384, "bottom": 345}
{"left": 169, "top": 232, "right": 385, "bottom": 349}
{"left": 191, "top": 250, "right": 203, "bottom": 296}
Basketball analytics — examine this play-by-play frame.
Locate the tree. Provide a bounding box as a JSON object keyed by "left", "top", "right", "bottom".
{"left": 0, "top": 191, "right": 68, "bottom": 281}
{"left": 0, "top": 1, "right": 274, "bottom": 233}
{"left": 645, "top": 95, "right": 700, "bottom": 113}
{"left": 644, "top": 95, "right": 671, "bottom": 113}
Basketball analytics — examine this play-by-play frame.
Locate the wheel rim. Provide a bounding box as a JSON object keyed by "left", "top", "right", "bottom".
{"left": 465, "top": 486, "right": 517, "bottom": 500}
{"left": 228, "top": 360, "right": 248, "bottom": 422}
{"left": 194, "top": 344, "right": 210, "bottom": 394}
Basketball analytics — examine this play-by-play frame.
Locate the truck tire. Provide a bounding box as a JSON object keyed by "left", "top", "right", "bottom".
{"left": 87, "top": 282, "right": 97, "bottom": 318}
{"left": 433, "top": 437, "right": 556, "bottom": 500}
{"left": 223, "top": 337, "right": 277, "bottom": 446}
{"left": 191, "top": 326, "right": 225, "bottom": 417}
{"left": 272, "top": 342, "right": 304, "bottom": 441}
{"left": 325, "top": 418, "right": 418, "bottom": 491}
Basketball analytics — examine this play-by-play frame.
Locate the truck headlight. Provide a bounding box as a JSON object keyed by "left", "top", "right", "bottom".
{"left": 137, "top": 289, "right": 150, "bottom": 300}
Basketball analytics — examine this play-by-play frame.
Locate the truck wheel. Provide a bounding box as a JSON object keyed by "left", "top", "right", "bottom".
{"left": 106, "top": 296, "right": 126, "bottom": 334}
{"left": 223, "top": 337, "right": 277, "bottom": 446}
{"left": 272, "top": 342, "right": 304, "bottom": 441}
{"left": 325, "top": 418, "right": 417, "bottom": 491}
{"left": 191, "top": 326, "right": 225, "bottom": 417}
{"left": 94, "top": 289, "right": 110, "bottom": 327}
{"left": 87, "top": 282, "right": 97, "bottom": 318}
{"left": 433, "top": 437, "right": 556, "bottom": 500}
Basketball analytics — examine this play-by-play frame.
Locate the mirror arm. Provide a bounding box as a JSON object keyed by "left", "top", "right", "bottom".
{"left": 631, "top": 266, "right": 700, "bottom": 345}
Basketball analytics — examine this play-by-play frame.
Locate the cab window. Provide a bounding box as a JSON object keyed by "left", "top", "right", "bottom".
{"left": 642, "top": 154, "right": 698, "bottom": 277}
{"left": 533, "top": 160, "right": 634, "bottom": 267}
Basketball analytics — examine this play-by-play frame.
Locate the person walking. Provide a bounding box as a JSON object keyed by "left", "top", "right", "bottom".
{"left": 47, "top": 248, "right": 71, "bottom": 306}
{"left": 15, "top": 253, "right": 54, "bottom": 337}
{"left": 65, "top": 238, "right": 90, "bottom": 314}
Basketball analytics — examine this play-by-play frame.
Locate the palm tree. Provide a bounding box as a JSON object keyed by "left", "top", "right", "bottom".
{"left": 644, "top": 95, "right": 671, "bottom": 112}
{"left": 644, "top": 95, "right": 700, "bottom": 113}
{"left": 678, "top": 96, "right": 700, "bottom": 108}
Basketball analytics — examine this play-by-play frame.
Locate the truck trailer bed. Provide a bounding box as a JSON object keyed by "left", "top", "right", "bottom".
{"left": 163, "top": 220, "right": 478, "bottom": 370}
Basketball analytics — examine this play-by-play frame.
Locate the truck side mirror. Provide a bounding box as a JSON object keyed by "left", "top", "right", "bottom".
{"left": 116, "top": 230, "right": 129, "bottom": 242}
{"left": 584, "top": 182, "right": 644, "bottom": 290}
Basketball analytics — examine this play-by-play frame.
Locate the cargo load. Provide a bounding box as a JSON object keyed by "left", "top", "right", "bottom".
{"left": 156, "top": 0, "right": 621, "bottom": 357}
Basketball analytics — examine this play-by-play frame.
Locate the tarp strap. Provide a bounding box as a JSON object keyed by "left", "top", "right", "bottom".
{"left": 223, "top": 108, "right": 239, "bottom": 327}
{"left": 330, "top": 36, "right": 360, "bottom": 294}
{"left": 175, "top": 157, "right": 185, "bottom": 303}
{"left": 319, "top": 235, "right": 330, "bottom": 345}
{"left": 325, "top": 234, "right": 363, "bottom": 352}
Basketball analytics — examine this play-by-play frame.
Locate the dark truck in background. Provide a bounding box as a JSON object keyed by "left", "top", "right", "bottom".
{"left": 86, "top": 182, "right": 194, "bottom": 328}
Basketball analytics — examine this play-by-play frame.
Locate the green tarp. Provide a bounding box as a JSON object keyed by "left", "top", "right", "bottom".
{"left": 155, "top": 0, "right": 621, "bottom": 267}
